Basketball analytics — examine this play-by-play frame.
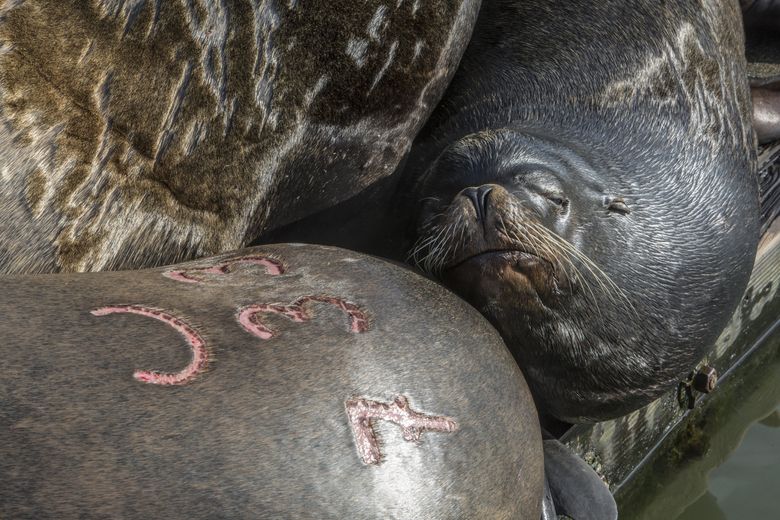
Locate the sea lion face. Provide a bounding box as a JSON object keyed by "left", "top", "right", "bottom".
{"left": 412, "top": 129, "right": 629, "bottom": 307}
{"left": 409, "top": 129, "right": 679, "bottom": 422}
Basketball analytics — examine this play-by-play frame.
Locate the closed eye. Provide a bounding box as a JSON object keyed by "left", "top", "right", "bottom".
{"left": 606, "top": 198, "right": 630, "bottom": 215}
{"left": 545, "top": 193, "right": 569, "bottom": 207}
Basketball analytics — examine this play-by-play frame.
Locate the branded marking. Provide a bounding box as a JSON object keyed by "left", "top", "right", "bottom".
{"left": 345, "top": 395, "right": 458, "bottom": 465}
{"left": 91, "top": 305, "right": 208, "bottom": 385}
{"left": 163, "top": 254, "right": 285, "bottom": 283}
{"left": 238, "top": 296, "right": 369, "bottom": 339}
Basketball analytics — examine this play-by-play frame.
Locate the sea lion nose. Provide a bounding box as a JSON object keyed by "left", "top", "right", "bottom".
{"left": 463, "top": 185, "right": 494, "bottom": 221}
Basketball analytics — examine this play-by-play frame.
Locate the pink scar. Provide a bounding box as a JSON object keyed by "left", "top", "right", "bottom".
{"left": 237, "top": 296, "right": 369, "bottom": 339}
{"left": 163, "top": 255, "right": 285, "bottom": 284}
{"left": 345, "top": 396, "right": 459, "bottom": 465}
{"left": 91, "top": 305, "right": 208, "bottom": 385}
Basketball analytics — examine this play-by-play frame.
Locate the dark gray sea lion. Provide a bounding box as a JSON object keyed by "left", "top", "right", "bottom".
{"left": 401, "top": 0, "right": 761, "bottom": 423}
{"left": 541, "top": 438, "right": 617, "bottom": 520}
{"left": 0, "top": 0, "right": 479, "bottom": 274}
{"left": 0, "top": 243, "right": 543, "bottom": 519}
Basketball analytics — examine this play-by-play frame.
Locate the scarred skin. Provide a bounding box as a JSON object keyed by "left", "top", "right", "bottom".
{"left": 404, "top": 0, "right": 760, "bottom": 422}
{"left": 0, "top": 243, "right": 543, "bottom": 519}
{"left": 0, "top": 0, "right": 480, "bottom": 274}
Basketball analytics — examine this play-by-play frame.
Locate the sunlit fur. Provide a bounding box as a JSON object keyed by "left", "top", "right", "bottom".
{"left": 0, "top": 0, "right": 479, "bottom": 273}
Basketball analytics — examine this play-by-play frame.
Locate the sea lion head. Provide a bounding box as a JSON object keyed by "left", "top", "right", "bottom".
{"left": 408, "top": 128, "right": 757, "bottom": 422}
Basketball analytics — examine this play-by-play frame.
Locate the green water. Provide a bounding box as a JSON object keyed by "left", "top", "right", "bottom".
{"left": 617, "top": 335, "right": 780, "bottom": 520}
{"left": 677, "top": 407, "right": 780, "bottom": 519}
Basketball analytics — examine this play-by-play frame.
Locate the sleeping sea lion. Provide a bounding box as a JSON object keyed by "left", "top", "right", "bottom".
{"left": 266, "top": 0, "right": 763, "bottom": 425}
{"left": 403, "top": 0, "right": 761, "bottom": 423}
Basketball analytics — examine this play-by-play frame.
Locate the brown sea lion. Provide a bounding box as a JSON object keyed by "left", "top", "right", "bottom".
{"left": 0, "top": 0, "right": 480, "bottom": 274}
{"left": 0, "top": 243, "right": 543, "bottom": 518}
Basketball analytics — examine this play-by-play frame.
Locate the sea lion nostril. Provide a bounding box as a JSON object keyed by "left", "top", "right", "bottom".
{"left": 478, "top": 186, "right": 494, "bottom": 214}
{"left": 463, "top": 186, "right": 494, "bottom": 221}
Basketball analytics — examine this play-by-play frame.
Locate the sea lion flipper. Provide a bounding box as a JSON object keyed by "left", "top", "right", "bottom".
{"left": 543, "top": 439, "right": 618, "bottom": 520}
{"left": 540, "top": 476, "right": 558, "bottom": 520}
{"left": 751, "top": 80, "right": 780, "bottom": 145}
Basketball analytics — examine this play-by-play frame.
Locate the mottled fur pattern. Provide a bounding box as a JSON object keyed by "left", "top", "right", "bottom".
{"left": 0, "top": 0, "right": 479, "bottom": 273}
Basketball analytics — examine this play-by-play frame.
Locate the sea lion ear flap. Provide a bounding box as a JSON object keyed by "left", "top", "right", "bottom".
{"left": 751, "top": 80, "right": 780, "bottom": 145}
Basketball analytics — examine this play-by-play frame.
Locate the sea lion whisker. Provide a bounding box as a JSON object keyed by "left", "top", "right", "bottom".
{"left": 406, "top": 239, "right": 426, "bottom": 264}
{"left": 504, "top": 221, "right": 558, "bottom": 272}
{"left": 508, "top": 222, "right": 606, "bottom": 317}
{"left": 407, "top": 232, "right": 439, "bottom": 264}
{"left": 439, "top": 221, "right": 462, "bottom": 273}
{"left": 411, "top": 220, "right": 451, "bottom": 270}
{"left": 524, "top": 223, "right": 604, "bottom": 286}
{"left": 527, "top": 224, "right": 613, "bottom": 297}
{"left": 506, "top": 225, "right": 603, "bottom": 318}
{"left": 528, "top": 222, "right": 637, "bottom": 316}
{"left": 422, "top": 222, "right": 455, "bottom": 274}
{"left": 553, "top": 237, "right": 630, "bottom": 311}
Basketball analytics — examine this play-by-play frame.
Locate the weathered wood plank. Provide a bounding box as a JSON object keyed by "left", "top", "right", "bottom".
{"left": 758, "top": 142, "right": 780, "bottom": 234}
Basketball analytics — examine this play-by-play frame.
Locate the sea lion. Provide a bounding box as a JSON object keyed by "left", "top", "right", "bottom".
{"left": 383, "top": 0, "right": 760, "bottom": 423}
{"left": 0, "top": 243, "right": 543, "bottom": 519}
{"left": 262, "top": 0, "right": 762, "bottom": 423}
{"left": 541, "top": 438, "right": 618, "bottom": 520}
{"left": 741, "top": 0, "right": 780, "bottom": 144}
{"left": 0, "top": 0, "right": 479, "bottom": 274}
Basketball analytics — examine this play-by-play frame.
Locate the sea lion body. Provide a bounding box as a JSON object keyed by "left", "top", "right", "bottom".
{"left": 386, "top": 0, "right": 760, "bottom": 422}
{"left": 0, "top": 0, "right": 479, "bottom": 274}
{"left": 0, "top": 243, "right": 543, "bottom": 519}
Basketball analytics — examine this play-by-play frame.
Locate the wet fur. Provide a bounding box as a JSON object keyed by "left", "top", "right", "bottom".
{"left": 0, "top": 0, "right": 479, "bottom": 273}
{"left": 0, "top": 244, "right": 543, "bottom": 518}
{"left": 404, "top": 0, "right": 760, "bottom": 421}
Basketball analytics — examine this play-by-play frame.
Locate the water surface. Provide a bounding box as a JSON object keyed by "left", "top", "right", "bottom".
{"left": 677, "top": 405, "right": 780, "bottom": 519}
{"left": 617, "top": 335, "right": 780, "bottom": 520}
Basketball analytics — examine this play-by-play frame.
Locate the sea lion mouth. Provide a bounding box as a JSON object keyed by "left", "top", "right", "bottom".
{"left": 441, "top": 249, "right": 558, "bottom": 312}
{"left": 444, "top": 249, "right": 552, "bottom": 273}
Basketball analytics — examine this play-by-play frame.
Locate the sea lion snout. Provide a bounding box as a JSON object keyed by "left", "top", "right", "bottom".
{"left": 461, "top": 185, "right": 494, "bottom": 222}
{"left": 418, "top": 183, "right": 544, "bottom": 268}
{"left": 411, "top": 181, "right": 567, "bottom": 314}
